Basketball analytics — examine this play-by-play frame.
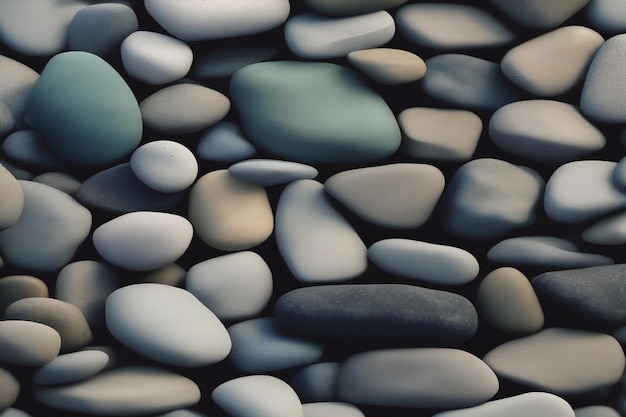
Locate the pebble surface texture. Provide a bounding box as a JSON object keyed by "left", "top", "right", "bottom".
{"left": 1, "top": 2, "right": 626, "bottom": 417}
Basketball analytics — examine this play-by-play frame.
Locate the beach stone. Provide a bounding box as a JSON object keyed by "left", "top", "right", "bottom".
{"left": 442, "top": 158, "right": 544, "bottom": 240}
{"left": 586, "top": 0, "right": 626, "bottom": 33}
{"left": 0, "top": 275, "right": 48, "bottom": 319}
{"left": 368, "top": 239, "right": 479, "bottom": 285}
{"left": 275, "top": 284, "right": 478, "bottom": 345}
{"left": 229, "top": 159, "right": 318, "bottom": 186}
{"left": 339, "top": 348, "right": 498, "bottom": 408}
{"left": 93, "top": 211, "right": 193, "bottom": 271}
{"left": 432, "top": 392, "right": 575, "bottom": 417}
{"left": 396, "top": 3, "right": 513, "bottom": 50}
{"left": 0, "top": 321, "right": 61, "bottom": 366}
{"left": 347, "top": 48, "right": 425, "bottom": 85}
{"left": 191, "top": 43, "right": 279, "bottom": 79}
{"left": 67, "top": 3, "right": 138, "bottom": 57}
{"left": 325, "top": 163, "right": 445, "bottom": 229}
{"left": 130, "top": 140, "right": 197, "bottom": 193}
{"left": 398, "top": 107, "right": 482, "bottom": 161}
{"left": 0, "top": 55, "right": 38, "bottom": 130}
{"left": 276, "top": 180, "right": 367, "bottom": 283}
{"left": 121, "top": 31, "right": 193, "bottom": 85}
{"left": 483, "top": 328, "right": 625, "bottom": 394}
{"left": 212, "top": 375, "right": 303, "bottom": 417}
{"left": 582, "top": 211, "right": 626, "bottom": 245}
{"left": 422, "top": 54, "right": 526, "bottom": 111}
{"left": 35, "top": 366, "right": 200, "bottom": 415}
{"left": 5, "top": 297, "right": 92, "bottom": 352}
{"left": 544, "top": 160, "right": 626, "bottom": 223}
{"left": 75, "top": 163, "right": 185, "bottom": 214}
{"left": 488, "top": 236, "right": 614, "bottom": 269}
{"left": 188, "top": 170, "right": 273, "bottom": 251}
{"left": 144, "top": 0, "right": 290, "bottom": 41}
{"left": 32, "top": 172, "right": 80, "bottom": 195}
{"left": 0, "top": 162, "right": 23, "bottom": 231}
{"left": 2, "top": 130, "right": 65, "bottom": 169}
{"left": 575, "top": 405, "right": 621, "bottom": 417}
{"left": 186, "top": 252, "right": 272, "bottom": 321}
{"left": 302, "top": 0, "right": 407, "bottom": 16}
{"left": 33, "top": 349, "right": 112, "bottom": 386}
{"left": 135, "top": 263, "right": 186, "bottom": 286}
{"left": 490, "top": 0, "right": 590, "bottom": 29}
{"left": 303, "top": 402, "right": 364, "bottom": 417}
{"left": 285, "top": 12, "right": 395, "bottom": 59}
{"left": 290, "top": 362, "right": 341, "bottom": 403}
{"left": 106, "top": 283, "right": 231, "bottom": 367}
{"left": 0, "top": 101, "right": 14, "bottom": 135}
{"left": 477, "top": 267, "right": 544, "bottom": 334}
{"left": 230, "top": 61, "right": 401, "bottom": 163}
{"left": 0, "top": 181, "right": 91, "bottom": 272}
{"left": 0, "top": 368, "right": 19, "bottom": 411}
{"left": 228, "top": 317, "right": 324, "bottom": 372}
{"left": 501, "top": 26, "right": 603, "bottom": 97}
{"left": 581, "top": 34, "right": 626, "bottom": 123}
{"left": 140, "top": 83, "right": 230, "bottom": 135}
{"left": 532, "top": 264, "right": 626, "bottom": 328}
{"left": 197, "top": 122, "right": 256, "bottom": 162}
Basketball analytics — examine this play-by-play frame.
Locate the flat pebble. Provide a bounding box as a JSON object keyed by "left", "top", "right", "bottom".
{"left": 501, "top": 26, "right": 603, "bottom": 97}
{"left": 0, "top": 368, "right": 19, "bottom": 411}
{"left": 106, "top": 283, "right": 231, "bottom": 367}
{"left": 275, "top": 284, "right": 478, "bottom": 345}
{"left": 228, "top": 159, "right": 318, "bottom": 186}
{"left": 398, "top": 107, "right": 482, "bottom": 161}
{"left": 483, "top": 328, "right": 625, "bottom": 394}
{"left": 325, "top": 163, "right": 445, "bottom": 229}
{"left": 186, "top": 251, "right": 273, "bottom": 321}
{"left": 285, "top": 12, "right": 395, "bottom": 59}
{"left": 2, "top": 130, "right": 65, "bottom": 169}
{"left": 368, "top": 239, "right": 479, "bottom": 285}
{"left": 396, "top": 3, "right": 514, "bottom": 50}
{"left": 303, "top": 402, "right": 364, "bottom": 417}
{"left": 302, "top": 0, "right": 407, "bottom": 16}
{"left": 432, "top": 392, "right": 575, "bottom": 417}
{"left": 490, "top": 0, "right": 590, "bottom": 29}
{"left": 0, "top": 320, "right": 61, "bottom": 366}
{"left": 0, "top": 162, "right": 23, "bottom": 231}
{"left": 347, "top": 48, "right": 425, "bottom": 85}
{"left": 191, "top": 44, "right": 279, "bottom": 79}
{"left": 582, "top": 211, "right": 626, "bottom": 245}
{"left": 290, "top": 362, "right": 341, "bottom": 403}
{"left": 32, "top": 172, "right": 81, "bottom": 195}
{"left": 228, "top": 317, "right": 324, "bottom": 372}
{"left": 338, "top": 348, "right": 498, "bottom": 408}
{"left": 575, "top": 405, "right": 621, "bottom": 417}
{"left": 140, "top": 83, "right": 230, "bottom": 135}
{"left": 489, "top": 100, "right": 606, "bottom": 164}
{"left": 197, "top": 122, "right": 256, "bottom": 162}
{"left": 33, "top": 349, "right": 112, "bottom": 386}
{"left": 586, "top": 0, "right": 626, "bottom": 33}
{"left": 0, "top": 181, "right": 91, "bottom": 272}
{"left": 35, "top": 366, "right": 201, "bottom": 415}
{"left": 130, "top": 140, "right": 197, "bottom": 193}
{"left": 275, "top": 180, "right": 367, "bottom": 283}
{"left": 0, "top": 55, "right": 38, "bottom": 129}
{"left": 188, "top": 170, "right": 273, "bottom": 251}
{"left": 0, "top": 275, "right": 48, "bottom": 319}
{"left": 93, "top": 211, "right": 193, "bottom": 271}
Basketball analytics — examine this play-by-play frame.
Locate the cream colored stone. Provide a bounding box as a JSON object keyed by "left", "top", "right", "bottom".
{"left": 347, "top": 48, "right": 426, "bottom": 85}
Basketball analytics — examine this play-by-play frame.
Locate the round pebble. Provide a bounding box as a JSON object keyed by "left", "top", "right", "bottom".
{"left": 0, "top": 320, "right": 61, "bottom": 367}
{"left": 130, "top": 140, "right": 198, "bottom": 193}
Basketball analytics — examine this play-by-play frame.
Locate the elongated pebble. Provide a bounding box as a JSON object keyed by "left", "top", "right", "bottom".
{"left": 432, "top": 392, "right": 575, "bottom": 417}
{"left": 0, "top": 321, "right": 61, "bottom": 366}
{"left": 228, "top": 159, "right": 318, "bottom": 186}
{"left": 575, "top": 405, "right": 621, "bottom": 417}
{"left": 0, "top": 368, "right": 19, "bottom": 411}
{"left": 490, "top": 0, "right": 590, "bottom": 30}
{"left": 33, "top": 349, "right": 112, "bottom": 386}
{"left": 582, "top": 211, "right": 626, "bottom": 245}
{"left": 2, "top": 130, "right": 64, "bottom": 169}
{"left": 302, "top": 0, "right": 407, "bottom": 16}
{"left": 32, "top": 172, "right": 81, "bottom": 195}
{"left": 347, "top": 48, "right": 426, "bottom": 85}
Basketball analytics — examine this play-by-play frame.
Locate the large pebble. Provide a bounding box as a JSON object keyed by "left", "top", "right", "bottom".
{"left": 302, "top": 0, "right": 407, "bottom": 16}
{"left": 275, "top": 180, "right": 367, "bottom": 283}
{"left": 0, "top": 321, "right": 60, "bottom": 366}
{"left": 483, "top": 328, "right": 625, "bottom": 394}
{"left": 0, "top": 368, "right": 19, "bottom": 411}
{"left": 130, "top": 140, "right": 198, "bottom": 193}
{"left": 275, "top": 284, "right": 478, "bottom": 345}
{"left": 2, "top": 130, "right": 65, "bottom": 169}
{"left": 586, "top": 0, "right": 626, "bottom": 33}
{"left": 230, "top": 61, "right": 400, "bottom": 163}
{"left": 0, "top": 275, "right": 48, "bottom": 319}
{"left": 0, "top": 55, "right": 39, "bottom": 129}
{"left": 188, "top": 170, "right": 273, "bottom": 251}
{"left": 290, "top": 362, "right": 341, "bottom": 403}
{"left": 0, "top": 162, "right": 23, "bottom": 231}
{"left": 490, "top": 0, "right": 590, "bottom": 29}
{"left": 582, "top": 211, "right": 626, "bottom": 245}
{"left": 33, "top": 349, "right": 112, "bottom": 386}
{"left": 303, "top": 402, "right": 364, "bottom": 417}
{"left": 228, "top": 159, "right": 318, "bottom": 187}
{"left": 285, "top": 12, "right": 395, "bottom": 59}
{"left": 197, "top": 122, "right": 256, "bottom": 162}
{"left": 324, "top": 163, "right": 445, "bottom": 229}
{"left": 35, "top": 366, "right": 200, "bottom": 415}
{"left": 368, "top": 239, "right": 479, "bottom": 285}
{"left": 432, "top": 392, "right": 575, "bottom": 417}
{"left": 338, "top": 348, "right": 498, "bottom": 408}
{"left": 0, "top": 181, "right": 91, "bottom": 272}
{"left": 347, "top": 48, "right": 426, "bottom": 85}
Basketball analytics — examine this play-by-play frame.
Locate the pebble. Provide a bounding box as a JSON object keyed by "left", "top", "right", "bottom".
{"left": 442, "top": 158, "right": 544, "bottom": 240}
{"left": 302, "top": 0, "right": 407, "bottom": 16}
{"left": 67, "top": 3, "right": 138, "bottom": 57}
{"left": 0, "top": 162, "right": 23, "bottom": 231}
{"left": 432, "top": 392, "right": 575, "bottom": 417}
{"left": 212, "top": 375, "right": 303, "bottom": 417}
{"left": 2, "top": 130, "right": 65, "bottom": 169}
{"left": 230, "top": 61, "right": 401, "bottom": 163}
{"left": 581, "top": 34, "right": 626, "bottom": 123}
{"left": 0, "top": 320, "right": 61, "bottom": 366}
{"left": 368, "top": 239, "right": 479, "bottom": 285}
{"left": 0, "top": 275, "right": 48, "bottom": 319}
{"left": 197, "top": 122, "right": 256, "bottom": 162}
{"left": 544, "top": 160, "right": 626, "bottom": 223}
{"left": 501, "top": 26, "right": 604, "bottom": 97}
{"left": 290, "top": 362, "right": 341, "bottom": 403}
{"left": 303, "top": 402, "right": 364, "bottom": 417}
{"left": 186, "top": 251, "right": 273, "bottom": 321}
{"left": 0, "top": 368, "right": 19, "bottom": 412}
{"left": 188, "top": 170, "right": 274, "bottom": 251}
{"left": 489, "top": 100, "right": 606, "bottom": 164}
{"left": 490, "top": 0, "right": 590, "bottom": 30}
{"left": 483, "top": 328, "right": 625, "bottom": 394}
{"left": 0, "top": 55, "right": 39, "bottom": 129}
{"left": 144, "top": 0, "right": 290, "bottom": 41}
{"left": 35, "top": 366, "right": 201, "bottom": 415}
{"left": 121, "top": 31, "right": 193, "bottom": 85}
{"left": 338, "top": 348, "right": 498, "bottom": 408}
{"left": 191, "top": 43, "right": 278, "bottom": 79}
{"left": 33, "top": 349, "right": 112, "bottom": 386}
{"left": 586, "top": 0, "right": 626, "bottom": 33}
{"left": 324, "top": 163, "right": 445, "bottom": 229}
{"left": 285, "top": 12, "right": 395, "bottom": 59}
{"left": 140, "top": 83, "right": 231, "bottom": 135}
{"left": 396, "top": 3, "right": 514, "bottom": 50}
{"left": 275, "top": 180, "right": 367, "bottom": 283}
{"left": 614, "top": 156, "right": 626, "bottom": 189}
{"left": 227, "top": 317, "right": 324, "bottom": 372}
{"left": 135, "top": 263, "right": 187, "bottom": 286}
{"left": 93, "top": 211, "right": 193, "bottom": 271}
{"left": 532, "top": 264, "right": 626, "bottom": 327}
{"left": 477, "top": 267, "right": 545, "bottom": 334}
{"left": 228, "top": 159, "right": 318, "bottom": 186}
{"left": 130, "top": 140, "right": 198, "bottom": 193}
{"left": 347, "top": 48, "right": 425, "bottom": 85}
{"left": 32, "top": 172, "right": 80, "bottom": 195}
{"left": 275, "top": 284, "right": 478, "bottom": 345}
{"left": 0, "top": 181, "right": 91, "bottom": 272}
{"left": 0, "top": 159, "right": 32, "bottom": 180}
{"left": 105, "top": 283, "right": 231, "bottom": 367}
{"left": 575, "top": 405, "right": 621, "bottom": 417}
{"left": 398, "top": 107, "right": 482, "bottom": 162}
{"left": 0, "top": 410, "right": 31, "bottom": 417}
{"left": 582, "top": 211, "right": 626, "bottom": 245}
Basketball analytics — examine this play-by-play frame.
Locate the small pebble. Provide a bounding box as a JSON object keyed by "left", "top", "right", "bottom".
{"left": 2, "top": 129, "right": 65, "bottom": 169}
{"left": 0, "top": 320, "right": 61, "bottom": 367}
{"left": 0, "top": 55, "right": 38, "bottom": 129}
{"left": 347, "top": 48, "right": 426, "bottom": 85}
{"left": 0, "top": 275, "right": 49, "bottom": 319}
{"left": 32, "top": 172, "right": 81, "bottom": 195}
{"left": 197, "top": 122, "right": 256, "bottom": 162}
{"left": 33, "top": 349, "right": 112, "bottom": 386}
{"left": 228, "top": 159, "right": 318, "bottom": 186}
{"left": 130, "top": 140, "right": 198, "bottom": 193}
{"left": 290, "top": 362, "right": 341, "bottom": 403}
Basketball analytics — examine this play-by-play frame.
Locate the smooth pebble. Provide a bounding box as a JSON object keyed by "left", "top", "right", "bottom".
{"left": 490, "top": 0, "right": 590, "bottom": 29}
{"left": 197, "top": 122, "right": 256, "bottom": 162}
{"left": 0, "top": 321, "right": 61, "bottom": 366}
{"left": 0, "top": 275, "right": 48, "bottom": 319}
{"left": 432, "top": 392, "right": 575, "bottom": 417}
{"left": 582, "top": 211, "right": 626, "bottom": 245}
{"left": 228, "top": 159, "right": 318, "bottom": 187}
{"left": 0, "top": 368, "right": 19, "bottom": 412}
{"left": 586, "top": 0, "right": 626, "bottom": 33}
{"left": 32, "top": 172, "right": 81, "bottom": 195}
{"left": 2, "top": 130, "right": 64, "bottom": 169}
{"left": 302, "top": 402, "right": 364, "bottom": 417}
{"left": 130, "top": 140, "right": 197, "bottom": 193}
{"left": 575, "top": 405, "right": 621, "bottom": 417}
{"left": 33, "top": 349, "right": 112, "bottom": 386}
{"left": 0, "top": 162, "right": 24, "bottom": 231}
{"left": 0, "top": 55, "right": 39, "bottom": 129}
{"left": 302, "top": 0, "right": 407, "bottom": 16}
{"left": 347, "top": 48, "right": 426, "bottom": 85}
{"left": 290, "top": 362, "right": 341, "bottom": 403}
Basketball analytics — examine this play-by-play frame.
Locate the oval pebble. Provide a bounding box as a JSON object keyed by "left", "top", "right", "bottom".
{"left": 0, "top": 368, "right": 19, "bottom": 411}
{"left": 302, "top": 0, "right": 407, "bottom": 16}
{"left": 32, "top": 172, "right": 81, "bottom": 195}
{"left": 490, "top": 0, "right": 590, "bottom": 30}
{"left": 0, "top": 320, "right": 61, "bottom": 366}
{"left": 197, "top": 122, "right": 256, "bottom": 162}
{"left": 432, "top": 392, "right": 575, "bottom": 417}
{"left": 130, "top": 140, "right": 197, "bottom": 193}
{"left": 0, "top": 162, "right": 24, "bottom": 231}
{"left": 2, "top": 129, "right": 65, "bottom": 169}
{"left": 347, "top": 48, "right": 426, "bottom": 85}
{"left": 228, "top": 159, "right": 319, "bottom": 187}
{"left": 0, "top": 275, "right": 48, "bottom": 319}
{"left": 33, "top": 349, "right": 112, "bottom": 386}
{"left": 582, "top": 211, "right": 626, "bottom": 245}
{"left": 290, "top": 362, "right": 341, "bottom": 403}
{"left": 0, "top": 55, "right": 39, "bottom": 129}
{"left": 303, "top": 402, "right": 364, "bottom": 417}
